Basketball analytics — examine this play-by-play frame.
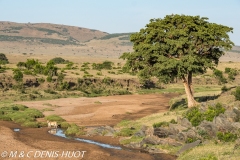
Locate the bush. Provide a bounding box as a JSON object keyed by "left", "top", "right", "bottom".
{"left": 51, "top": 57, "right": 66, "bottom": 64}
{"left": 153, "top": 121, "right": 169, "bottom": 128}
{"left": 115, "top": 128, "right": 136, "bottom": 137}
{"left": 45, "top": 115, "right": 65, "bottom": 122}
{"left": 22, "top": 121, "right": 39, "bottom": 128}
{"left": 0, "top": 53, "right": 9, "bottom": 64}
{"left": 221, "top": 85, "right": 229, "bottom": 92}
{"left": 184, "top": 103, "right": 225, "bottom": 126}
{"left": 65, "top": 123, "right": 85, "bottom": 136}
{"left": 198, "top": 153, "right": 218, "bottom": 160}
{"left": 225, "top": 67, "right": 231, "bottom": 73}
{"left": 44, "top": 89, "right": 57, "bottom": 94}
{"left": 60, "top": 122, "right": 71, "bottom": 128}
{"left": 213, "top": 69, "right": 227, "bottom": 84}
{"left": 234, "top": 86, "right": 240, "bottom": 101}
{"left": 92, "top": 61, "right": 114, "bottom": 70}
{"left": 217, "top": 131, "right": 238, "bottom": 142}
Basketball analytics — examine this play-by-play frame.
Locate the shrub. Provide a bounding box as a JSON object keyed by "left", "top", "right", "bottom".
{"left": 213, "top": 69, "right": 227, "bottom": 83}
{"left": 92, "top": 61, "right": 114, "bottom": 70}
{"left": 221, "top": 85, "right": 229, "bottom": 92}
{"left": 198, "top": 153, "right": 218, "bottom": 160}
{"left": 44, "top": 89, "right": 57, "bottom": 94}
{"left": 217, "top": 131, "right": 238, "bottom": 142}
{"left": 51, "top": 57, "right": 66, "bottom": 64}
{"left": 153, "top": 121, "right": 169, "bottom": 128}
{"left": 184, "top": 103, "right": 225, "bottom": 126}
{"left": 234, "top": 86, "right": 240, "bottom": 101}
{"left": 45, "top": 115, "right": 65, "bottom": 122}
{"left": 0, "top": 53, "right": 9, "bottom": 64}
{"left": 22, "top": 121, "right": 39, "bottom": 128}
{"left": 65, "top": 123, "right": 85, "bottom": 136}
{"left": 60, "top": 122, "right": 71, "bottom": 128}
{"left": 115, "top": 128, "right": 136, "bottom": 137}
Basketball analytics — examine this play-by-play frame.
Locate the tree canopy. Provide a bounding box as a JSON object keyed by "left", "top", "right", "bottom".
{"left": 0, "top": 53, "right": 9, "bottom": 64}
{"left": 120, "top": 14, "right": 234, "bottom": 107}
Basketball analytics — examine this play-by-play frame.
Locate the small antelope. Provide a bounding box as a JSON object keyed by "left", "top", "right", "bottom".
{"left": 47, "top": 121, "right": 57, "bottom": 128}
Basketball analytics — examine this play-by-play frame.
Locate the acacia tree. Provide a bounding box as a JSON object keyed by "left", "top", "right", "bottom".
{"left": 120, "top": 14, "right": 234, "bottom": 108}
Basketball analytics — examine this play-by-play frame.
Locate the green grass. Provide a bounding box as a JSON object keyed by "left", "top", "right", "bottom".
{"left": 0, "top": 104, "right": 44, "bottom": 127}
{"left": 178, "top": 141, "right": 240, "bottom": 160}
{"left": 44, "top": 115, "right": 65, "bottom": 122}
{"left": 65, "top": 123, "right": 85, "bottom": 136}
{"left": 120, "top": 136, "right": 144, "bottom": 145}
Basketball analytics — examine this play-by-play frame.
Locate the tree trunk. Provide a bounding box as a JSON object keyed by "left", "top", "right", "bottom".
{"left": 182, "top": 73, "right": 198, "bottom": 108}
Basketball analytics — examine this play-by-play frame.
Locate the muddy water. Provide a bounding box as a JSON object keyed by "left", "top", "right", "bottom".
{"left": 48, "top": 129, "right": 177, "bottom": 160}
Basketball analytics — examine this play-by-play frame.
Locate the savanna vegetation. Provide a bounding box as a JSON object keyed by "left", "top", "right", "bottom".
{"left": 0, "top": 14, "right": 240, "bottom": 160}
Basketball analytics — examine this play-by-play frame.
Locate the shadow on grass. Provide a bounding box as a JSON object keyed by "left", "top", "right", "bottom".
{"left": 169, "top": 94, "right": 220, "bottom": 110}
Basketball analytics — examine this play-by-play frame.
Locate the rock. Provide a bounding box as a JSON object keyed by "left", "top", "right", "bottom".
{"left": 145, "top": 146, "right": 166, "bottom": 154}
{"left": 125, "top": 141, "right": 142, "bottom": 149}
{"left": 185, "top": 128, "right": 198, "bottom": 139}
{"left": 233, "top": 138, "right": 240, "bottom": 153}
{"left": 86, "top": 126, "right": 116, "bottom": 136}
{"left": 177, "top": 117, "right": 192, "bottom": 128}
{"left": 154, "top": 127, "right": 169, "bottom": 138}
{"left": 142, "top": 135, "right": 161, "bottom": 145}
{"left": 177, "top": 140, "right": 201, "bottom": 155}
{"left": 198, "top": 120, "right": 218, "bottom": 137}
{"left": 134, "top": 130, "right": 145, "bottom": 137}
{"left": 142, "top": 125, "right": 154, "bottom": 136}
{"left": 213, "top": 115, "right": 234, "bottom": 131}
{"left": 231, "top": 122, "right": 240, "bottom": 129}
{"left": 233, "top": 108, "right": 240, "bottom": 120}
{"left": 177, "top": 132, "right": 187, "bottom": 142}
{"left": 224, "top": 110, "right": 238, "bottom": 122}
{"left": 169, "top": 124, "right": 188, "bottom": 135}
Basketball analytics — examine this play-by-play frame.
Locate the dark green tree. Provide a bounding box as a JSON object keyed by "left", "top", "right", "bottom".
{"left": 0, "top": 53, "right": 9, "bottom": 64}
{"left": 120, "top": 14, "right": 234, "bottom": 107}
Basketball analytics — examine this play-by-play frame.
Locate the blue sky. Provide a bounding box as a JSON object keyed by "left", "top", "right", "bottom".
{"left": 0, "top": 0, "right": 239, "bottom": 45}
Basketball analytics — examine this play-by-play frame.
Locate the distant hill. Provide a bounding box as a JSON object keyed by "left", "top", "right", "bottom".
{"left": 0, "top": 21, "right": 238, "bottom": 63}
{"left": 0, "top": 22, "right": 133, "bottom": 62}
{"left": 0, "top": 21, "right": 109, "bottom": 45}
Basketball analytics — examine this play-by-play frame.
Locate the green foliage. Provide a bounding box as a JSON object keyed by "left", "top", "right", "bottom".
{"left": 46, "top": 76, "right": 53, "bottom": 82}
{"left": 21, "top": 121, "right": 39, "bottom": 128}
{"left": 38, "top": 77, "right": 45, "bottom": 83}
{"left": 185, "top": 137, "right": 199, "bottom": 143}
{"left": 213, "top": 69, "right": 227, "bottom": 84}
{"left": 60, "top": 122, "right": 71, "bottom": 128}
{"left": 234, "top": 86, "right": 240, "bottom": 101}
{"left": 44, "top": 89, "right": 57, "bottom": 94}
{"left": 13, "top": 69, "right": 23, "bottom": 82}
{"left": 153, "top": 121, "right": 169, "bottom": 128}
{"left": 184, "top": 103, "right": 225, "bottom": 126}
{"left": 120, "top": 14, "right": 234, "bottom": 84}
{"left": 0, "top": 105, "right": 43, "bottom": 128}
{"left": 115, "top": 128, "right": 136, "bottom": 137}
{"left": 198, "top": 153, "right": 218, "bottom": 160}
{"left": 92, "top": 61, "right": 114, "bottom": 70}
{"left": 120, "top": 136, "right": 144, "bottom": 145}
{"left": 65, "top": 61, "right": 74, "bottom": 69}
{"left": 0, "top": 53, "right": 9, "bottom": 64}
{"left": 65, "top": 123, "right": 85, "bottom": 136}
{"left": 217, "top": 131, "right": 238, "bottom": 142}
{"left": 221, "top": 85, "right": 229, "bottom": 92}
{"left": 51, "top": 57, "right": 66, "bottom": 64}
{"left": 44, "top": 115, "right": 66, "bottom": 122}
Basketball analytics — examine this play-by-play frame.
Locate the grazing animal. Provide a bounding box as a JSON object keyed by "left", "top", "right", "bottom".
{"left": 47, "top": 121, "right": 57, "bottom": 128}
